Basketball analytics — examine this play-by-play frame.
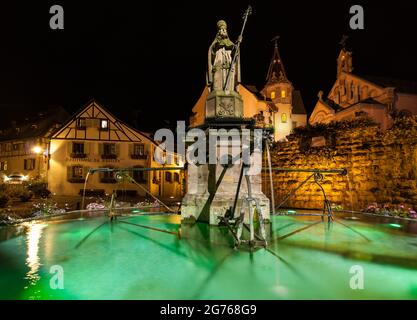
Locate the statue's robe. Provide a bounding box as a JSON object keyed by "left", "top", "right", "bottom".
{"left": 207, "top": 37, "right": 241, "bottom": 93}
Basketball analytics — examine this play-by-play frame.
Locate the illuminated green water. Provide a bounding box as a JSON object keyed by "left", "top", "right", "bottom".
{"left": 1, "top": 213, "right": 417, "bottom": 299}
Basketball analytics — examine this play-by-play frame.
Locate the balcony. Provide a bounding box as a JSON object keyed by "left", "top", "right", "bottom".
{"left": 130, "top": 153, "right": 148, "bottom": 160}
{"left": 101, "top": 153, "right": 117, "bottom": 160}
{"left": 70, "top": 153, "right": 87, "bottom": 159}
{"left": 68, "top": 177, "right": 86, "bottom": 183}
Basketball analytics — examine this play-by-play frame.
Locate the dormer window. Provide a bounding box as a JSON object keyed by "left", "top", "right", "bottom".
{"left": 100, "top": 120, "right": 109, "bottom": 130}
{"left": 270, "top": 91, "right": 276, "bottom": 99}
{"left": 281, "top": 90, "right": 286, "bottom": 98}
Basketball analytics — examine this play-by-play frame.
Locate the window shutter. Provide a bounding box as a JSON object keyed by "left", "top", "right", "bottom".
{"left": 67, "top": 142, "right": 73, "bottom": 157}
{"left": 83, "top": 167, "right": 89, "bottom": 179}
{"left": 129, "top": 143, "right": 133, "bottom": 156}
{"left": 98, "top": 143, "right": 103, "bottom": 155}
{"left": 67, "top": 166, "right": 73, "bottom": 180}
{"left": 84, "top": 142, "right": 90, "bottom": 155}
{"left": 115, "top": 144, "right": 120, "bottom": 156}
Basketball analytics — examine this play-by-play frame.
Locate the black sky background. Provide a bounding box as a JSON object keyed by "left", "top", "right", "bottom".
{"left": 0, "top": 1, "right": 416, "bottom": 132}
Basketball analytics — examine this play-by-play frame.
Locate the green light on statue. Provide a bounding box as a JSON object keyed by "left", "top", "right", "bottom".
{"left": 287, "top": 210, "right": 296, "bottom": 214}
{"left": 132, "top": 209, "right": 142, "bottom": 213}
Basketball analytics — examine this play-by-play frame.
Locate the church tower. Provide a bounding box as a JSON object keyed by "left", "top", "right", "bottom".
{"left": 261, "top": 37, "right": 294, "bottom": 141}
{"left": 336, "top": 36, "right": 353, "bottom": 77}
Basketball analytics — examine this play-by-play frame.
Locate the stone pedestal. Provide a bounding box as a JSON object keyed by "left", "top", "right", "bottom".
{"left": 205, "top": 90, "right": 243, "bottom": 120}
{"left": 181, "top": 128, "right": 270, "bottom": 225}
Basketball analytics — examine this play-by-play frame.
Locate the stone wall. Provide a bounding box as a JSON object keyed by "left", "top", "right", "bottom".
{"left": 267, "top": 117, "right": 417, "bottom": 211}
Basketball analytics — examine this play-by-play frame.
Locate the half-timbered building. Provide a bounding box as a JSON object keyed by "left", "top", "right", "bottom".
{"left": 0, "top": 100, "right": 184, "bottom": 200}
{"left": 48, "top": 99, "right": 184, "bottom": 199}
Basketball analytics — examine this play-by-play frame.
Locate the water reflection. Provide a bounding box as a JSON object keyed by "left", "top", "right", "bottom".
{"left": 24, "top": 222, "right": 47, "bottom": 287}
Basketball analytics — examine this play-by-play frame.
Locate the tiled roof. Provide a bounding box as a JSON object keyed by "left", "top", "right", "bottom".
{"left": 0, "top": 105, "right": 69, "bottom": 142}
{"left": 292, "top": 90, "right": 307, "bottom": 114}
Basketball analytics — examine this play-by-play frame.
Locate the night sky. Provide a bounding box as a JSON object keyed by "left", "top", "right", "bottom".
{"left": 1, "top": 1, "right": 416, "bottom": 132}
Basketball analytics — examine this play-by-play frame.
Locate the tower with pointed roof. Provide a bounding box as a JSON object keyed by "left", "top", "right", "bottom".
{"left": 260, "top": 37, "right": 306, "bottom": 141}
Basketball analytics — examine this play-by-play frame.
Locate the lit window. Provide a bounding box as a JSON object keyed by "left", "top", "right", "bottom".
{"left": 72, "top": 166, "right": 84, "bottom": 179}
{"left": 281, "top": 90, "right": 286, "bottom": 98}
{"left": 100, "top": 120, "right": 108, "bottom": 130}
{"left": 270, "top": 91, "right": 276, "bottom": 99}
{"left": 281, "top": 113, "right": 287, "bottom": 123}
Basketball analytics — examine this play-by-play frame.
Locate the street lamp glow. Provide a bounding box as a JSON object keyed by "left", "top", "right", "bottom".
{"left": 33, "top": 146, "right": 42, "bottom": 154}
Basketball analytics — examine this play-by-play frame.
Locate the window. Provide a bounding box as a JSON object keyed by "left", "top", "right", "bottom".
{"left": 270, "top": 91, "right": 276, "bottom": 99}
{"left": 11, "top": 143, "right": 24, "bottom": 152}
{"left": 67, "top": 165, "right": 85, "bottom": 183}
{"left": 24, "top": 159, "right": 35, "bottom": 170}
{"left": 100, "top": 120, "right": 109, "bottom": 130}
{"left": 5, "top": 144, "right": 11, "bottom": 152}
{"left": 76, "top": 118, "right": 86, "bottom": 129}
{"left": 102, "top": 143, "right": 117, "bottom": 159}
{"left": 73, "top": 166, "right": 83, "bottom": 179}
{"left": 281, "top": 113, "right": 287, "bottom": 123}
{"left": 0, "top": 161, "right": 7, "bottom": 171}
{"left": 134, "top": 144, "right": 145, "bottom": 155}
{"left": 152, "top": 172, "right": 160, "bottom": 184}
{"left": 71, "top": 142, "right": 86, "bottom": 158}
{"left": 133, "top": 166, "right": 147, "bottom": 183}
{"left": 165, "top": 172, "right": 172, "bottom": 183}
{"left": 131, "top": 144, "right": 147, "bottom": 159}
{"left": 174, "top": 172, "right": 180, "bottom": 183}
{"left": 100, "top": 167, "right": 116, "bottom": 183}
{"left": 103, "top": 143, "right": 116, "bottom": 155}
{"left": 281, "top": 90, "right": 286, "bottom": 98}
{"left": 72, "top": 142, "right": 84, "bottom": 154}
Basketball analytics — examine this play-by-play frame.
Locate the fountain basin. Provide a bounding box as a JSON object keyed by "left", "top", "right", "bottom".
{"left": 1, "top": 211, "right": 417, "bottom": 299}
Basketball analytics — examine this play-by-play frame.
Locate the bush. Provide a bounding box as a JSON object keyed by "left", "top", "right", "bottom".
{"left": 19, "top": 190, "right": 33, "bottom": 202}
{"left": 32, "top": 199, "right": 65, "bottom": 216}
{"left": 0, "top": 192, "right": 10, "bottom": 208}
{"left": 28, "top": 182, "right": 51, "bottom": 198}
{"left": 291, "top": 117, "right": 378, "bottom": 138}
